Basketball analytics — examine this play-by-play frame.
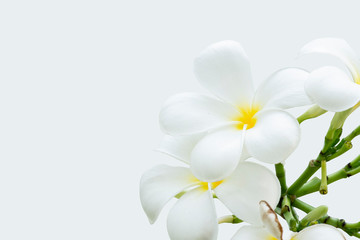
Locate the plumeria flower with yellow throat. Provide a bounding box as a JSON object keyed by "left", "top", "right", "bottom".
{"left": 160, "top": 40, "right": 312, "bottom": 182}
{"left": 232, "top": 201, "right": 346, "bottom": 240}
{"left": 140, "top": 161, "right": 281, "bottom": 240}
{"left": 300, "top": 38, "right": 360, "bottom": 112}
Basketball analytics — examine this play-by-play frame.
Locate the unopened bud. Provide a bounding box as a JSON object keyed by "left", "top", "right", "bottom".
{"left": 300, "top": 205, "right": 328, "bottom": 226}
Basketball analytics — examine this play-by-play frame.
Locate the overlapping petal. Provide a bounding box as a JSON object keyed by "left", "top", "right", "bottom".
{"left": 299, "top": 38, "right": 360, "bottom": 82}
{"left": 291, "top": 224, "right": 346, "bottom": 240}
{"left": 139, "top": 165, "right": 199, "bottom": 224}
{"left": 232, "top": 226, "right": 273, "bottom": 240}
{"left": 245, "top": 109, "right": 300, "bottom": 164}
{"left": 167, "top": 188, "right": 218, "bottom": 240}
{"left": 190, "top": 126, "right": 246, "bottom": 182}
{"left": 159, "top": 92, "right": 238, "bottom": 135}
{"left": 254, "top": 68, "right": 312, "bottom": 109}
{"left": 214, "top": 162, "right": 281, "bottom": 225}
{"left": 259, "top": 201, "right": 283, "bottom": 240}
{"left": 305, "top": 66, "right": 360, "bottom": 112}
{"left": 194, "top": 40, "right": 254, "bottom": 106}
{"left": 157, "top": 134, "right": 205, "bottom": 164}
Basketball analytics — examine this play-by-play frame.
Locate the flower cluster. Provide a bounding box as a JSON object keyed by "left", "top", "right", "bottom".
{"left": 140, "top": 38, "right": 360, "bottom": 239}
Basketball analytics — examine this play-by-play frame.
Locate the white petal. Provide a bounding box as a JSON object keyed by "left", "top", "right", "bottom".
{"left": 232, "top": 226, "right": 275, "bottom": 240}
{"left": 254, "top": 68, "right": 312, "bottom": 109}
{"left": 292, "top": 224, "right": 346, "bottom": 240}
{"left": 300, "top": 38, "right": 360, "bottom": 82}
{"left": 194, "top": 40, "right": 254, "bottom": 106}
{"left": 259, "top": 201, "right": 283, "bottom": 240}
{"left": 167, "top": 188, "right": 218, "bottom": 240}
{"left": 190, "top": 126, "right": 246, "bottom": 182}
{"left": 245, "top": 109, "right": 300, "bottom": 164}
{"left": 140, "top": 165, "right": 199, "bottom": 224}
{"left": 157, "top": 134, "right": 205, "bottom": 164}
{"left": 159, "top": 92, "right": 238, "bottom": 135}
{"left": 305, "top": 66, "right": 360, "bottom": 112}
{"left": 215, "top": 162, "right": 281, "bottom": 225}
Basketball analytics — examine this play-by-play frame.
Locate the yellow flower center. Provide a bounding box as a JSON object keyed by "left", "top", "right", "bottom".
{"left": 199, "top": 180, "right": 224, "bottom": 191}
{"left": 356, "top": 76, "right": 360, "bottom": 84}
{"left": 267, "top": 236, "right": 278, "bottom": 240}
{"left": 189, "top": 176, "right": 224, "bottom": 191}
{"left": 232, "top": 105, "right": 260, "bottom": 130}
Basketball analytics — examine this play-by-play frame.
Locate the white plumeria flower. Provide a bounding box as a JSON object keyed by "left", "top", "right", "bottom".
{"left": 300, "top": 38, "right": 360, "bottom": 112}
{"left": 232, "top": 201, "right": 346, "bottom": 240}
{"left": 159, "top": 40, "right": 311, "bottom": 182}
{"left": 140, "top": 161, "right": 281, "bottom": 240}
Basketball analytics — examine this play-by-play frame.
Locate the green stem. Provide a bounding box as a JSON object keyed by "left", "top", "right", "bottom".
{"left": 281, "top": 195, "right": 297, "bottom": 231}
{"left": 275, "top": 163, "right": 287, "bottom": 195}
{"left": 218, "top": 215, "right": 243, "bottom": 224}
{"left": 296, "top": 155, "right": 360, "bottom": 197}
{"left": 292, "top": 199, "right": 314, "bottom": 213}
{"left": 322, "top": 125, "right": 359, "bottom": 161}
{"left": 323, "top": 127, "right": 342, "bottom": 154}
{"left": 295, "top": 177, "right": 321, "bottom": 197}
{"left": 345, "top": 155, "right": 360, "bottom": 171}
{"left": 287, "top": 159, "right": 322, "bottom": 195}
{"left": 297, "top": 105, "right": 327, "bottom": 124}
{"left": 288, "top": 123, "right": 359, "bottom": 196}
{"left": 323, "top": 109, "right": 352, "bottom": 151}
{"left": 287, "top": 107, "right": 360, "bottom": 237}
{"left": 345, "top": 222, "right": 360, "bottom": 229}
{"left": 293, "top": 199, "right": 360, "bottom": 238}
{"left": 291, "top": 205, "right": 299, "bottom": 223}
{"left": 275, "top": 207, "right": 282, "bottom": 216}
{"left": 347, "top": 166, "right": 360, "bottom": 176}
{"left": 344, "top": 125, "right": 360, "bottom": 142}
{"left": 287, "top": 118, "right": 340, "bottom": 195}
{"left": 354, "top": 232, "right": 360, "bottom": 238}
{"left": 325, "top": 141, "right": 352, "bottom": 160}
{"left": 319, "top": 160, "right": 328, "bottom": 195}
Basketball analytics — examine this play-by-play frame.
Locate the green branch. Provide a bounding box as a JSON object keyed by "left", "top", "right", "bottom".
{"left": 281, "top": 195, "right": 297, "bottom": 231}
{"left": 293, "top": 199, "right": 360, "bottom": 237}
{"left": 344, "top": 124, "right": 360, "bottom": 142}
{"left": 287, "top": 159, "right": 322, "bottom": 195}
{"left": 275, "top": 163, "right": 287, "bottom": 195}
{"left": 288, "top": 121, "right": 359, "bottom": 196}
{"left": 292, "top": 199, "right": 314, "bottom": 213}
{"left": 285, "top": 107, "right": 360, "bottom": 236}
{"left": 296, "top": 155, "right": 360, "bottom": 197}
{"left": 323, "top": 109, "right": 353, "bottom": 152}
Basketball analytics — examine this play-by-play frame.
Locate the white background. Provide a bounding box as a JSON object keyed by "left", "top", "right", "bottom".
{"left": 1, "top": 0, "right": 360, "bottom": 239}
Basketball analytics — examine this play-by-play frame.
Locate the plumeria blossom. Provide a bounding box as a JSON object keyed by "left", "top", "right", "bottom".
{"left": 140, "top": 161, "right": 281, "bottom": 240}
{"left": 159, "top": 40, "right": 312, "bottom": 182}
{"left": 232, "top": 201, "right": 346, "bottom": 240}
{"left": 300, "top": 38, "right": 360, "bottom": 112}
